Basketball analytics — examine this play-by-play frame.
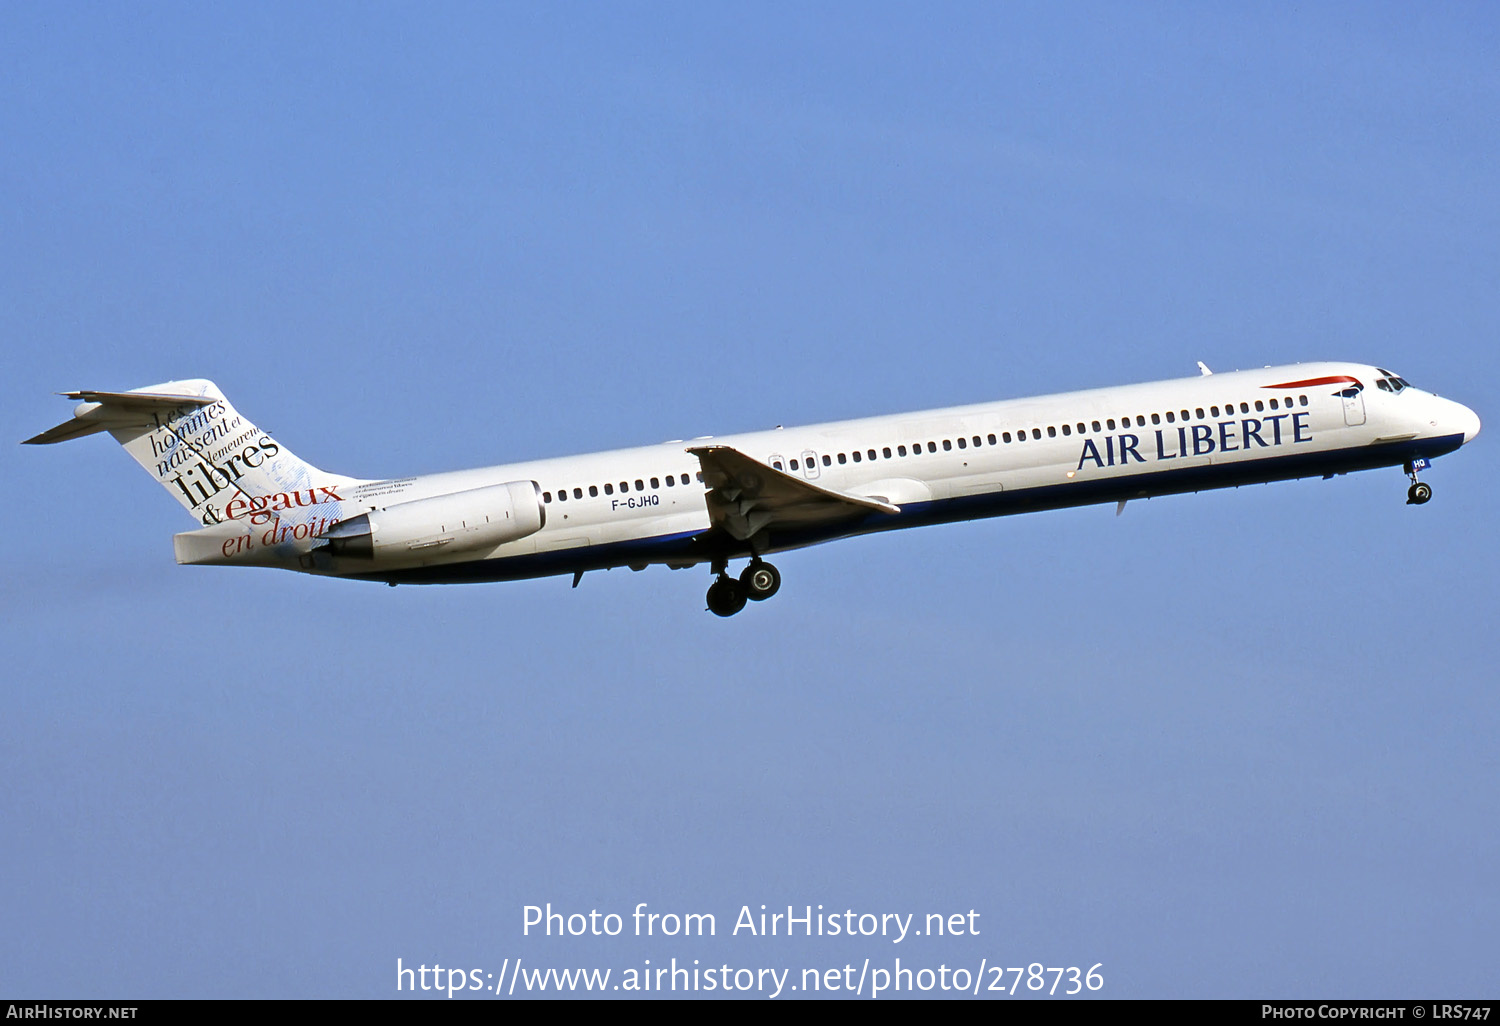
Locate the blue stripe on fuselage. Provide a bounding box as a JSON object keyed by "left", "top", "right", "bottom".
{"left": 344, "top": 433, "right": 1466, "bottom": 586}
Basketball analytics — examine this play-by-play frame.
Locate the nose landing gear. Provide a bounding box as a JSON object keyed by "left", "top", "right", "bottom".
{"left": 705, "top": 557, "right": 782, "bottom": 616}
{"left": 1405, "top": 461, "right": 1432, "bottom": 505}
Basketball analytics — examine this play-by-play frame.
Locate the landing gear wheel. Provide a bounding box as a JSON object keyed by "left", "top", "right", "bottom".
{"left": 1407, "top": 481, "right": 1432, "bottom": 505}
{"left": 706, "top": 576, "right": 748, "bottom": 617}
{"left": 740, "top": 561, "right": 781, "bottom": 601}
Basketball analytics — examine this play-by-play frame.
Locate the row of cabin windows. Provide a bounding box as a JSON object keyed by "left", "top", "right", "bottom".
{"left": 770, "top": 394, "right": 1311, "bottom": 471}
{"left": 543, "top": 471, "right": 701, "bottom": 504}
{"left": 548, "top": 393, "right": 1321, "bottom": 496}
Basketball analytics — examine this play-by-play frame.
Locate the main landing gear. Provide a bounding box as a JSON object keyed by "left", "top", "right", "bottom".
{"left": 705, "top": 558, "right": 782, "bottom": 617}
{"left": 1404, "top": 461, "right": 1433, "bottom": 505}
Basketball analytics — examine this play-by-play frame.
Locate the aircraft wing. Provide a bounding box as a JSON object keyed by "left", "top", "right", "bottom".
{"left": 687, "top": 444, "right": 899, "bottom": 542}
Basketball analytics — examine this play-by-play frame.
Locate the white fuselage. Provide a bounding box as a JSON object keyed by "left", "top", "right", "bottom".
{"left": 191, "top": 360, "right": 1472, "bottom": 586}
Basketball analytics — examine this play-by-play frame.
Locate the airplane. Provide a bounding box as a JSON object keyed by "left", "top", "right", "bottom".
{"left": 25, "top": 361, "right": 1480, "bottom": 616}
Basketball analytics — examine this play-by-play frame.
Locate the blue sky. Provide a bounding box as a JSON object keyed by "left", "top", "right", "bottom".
{"left": 3, "top": 2, "right": 1496, "bottom": 999}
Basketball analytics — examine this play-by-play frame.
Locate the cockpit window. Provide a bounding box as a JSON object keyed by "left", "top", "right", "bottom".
{"left": 1374, "top": 370, "right": 1410, "bottom": 393}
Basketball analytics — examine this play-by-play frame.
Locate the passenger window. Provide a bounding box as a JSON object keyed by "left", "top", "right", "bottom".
{"left": 1300, "top": 395, "right": 1308, "bottom": 406}
{"left": 897, "top": 445, "right": 907, "bottom": 456}
{"left": 852, "top": 451, "right": 862, "bottom": 462}
{"left": 957, "top": 437, "right": 967, "bottom": 448}
{"left": 883, "top": 447, "right": 892, "bottom": 458}
{"left": 573, "top": 488, "right": 582, "bottom": 499}
{"left": 557, "top": 490, "right": 567, "bottom": 502}
{"left": 790, "top": 459, "right": 799, "bottom": 471}
{"left": 987, "top": 434, "right": 997, "bottom": 445}
{"left": 1210, "top": 406, "right": 1219, "bottom": 417}
{"left": 1046, "top": 426, "right": 1056, "bottom": 438}
{"left": 1031, "top": 429, "right": 1041, "bottom": 440}
{"left": 1092, "top": 421, "right": 1101, "bottom": 432}
{"left": 635, "top": 479, "right": 644, "bottom": 491}
{"left": 1106, "top": 419, "right": 1115, "bottom": 430}
{"left": 590, "top": 485, "right": 599, "bottom": 496}
{"left": 543, "top": 492, "right": 552, "bottom": 503}
{"left": 929, "top": 441, "right": 938, "bottom": 452}
{"left": 604, "top": 483, "right": 613, "bottom": 495}
{"left": 868, "top": 449, "right": 876, "bottom": 460}
{"left": 620, "top": 482, "right": 629, "bottom": 492}
{"left": 1061, "top": 425, "right": 1071, "bottom": 436}
{"left": 838, "top": 453, "right": 847, "bottom": 464}
{"left": 822, "top": 455, "right": 831, "bottom": 467}
{"left": 1003, "top": 431, "right": 1012, "bottom": 443}
{"left": 1165, "top": 411, "right": 1175, "bottom": 423}
{"left": 1240, "top": 402, "right": 1249, "bottom": 413}
{"left": 1254, "top": 401, "right": 1264, "bottom": 412}
{"left": 649, "top": 478, "right": 659, "bottom": 489}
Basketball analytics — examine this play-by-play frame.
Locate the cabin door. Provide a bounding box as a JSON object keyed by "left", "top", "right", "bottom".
{"left": 1340, "top": 386, "right": 1366, "bottom": 426}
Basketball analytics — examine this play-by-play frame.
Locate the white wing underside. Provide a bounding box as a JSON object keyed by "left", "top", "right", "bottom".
{"left": 687, "top": 444, "right": 899, "bottom": 542}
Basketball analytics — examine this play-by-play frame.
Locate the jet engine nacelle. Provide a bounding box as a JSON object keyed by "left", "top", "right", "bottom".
{"left": 320, "top": 480, "right": 545, "bottom": 560}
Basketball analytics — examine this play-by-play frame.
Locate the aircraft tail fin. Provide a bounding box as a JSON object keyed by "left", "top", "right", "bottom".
{"left": 24, "top": 379, "right": 354, "bottom": 525}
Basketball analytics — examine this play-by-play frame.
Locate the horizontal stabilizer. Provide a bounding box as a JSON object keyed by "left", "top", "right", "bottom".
{"left": 24, "top": 390, "right": 215, "bottom": 445}
{"left": 24, "top": 417, "right": 115, "bottom": 445}
{"left": 63, "top": 389, "right": 216, "bottom": 410}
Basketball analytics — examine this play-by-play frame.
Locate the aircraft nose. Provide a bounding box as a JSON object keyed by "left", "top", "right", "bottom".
{"left": 1441, "top": 397, "right": 1481, "bottom": 443}
{"left": 1460, "top": 403, "right": 1481, "bottom": 443}
{"left": 1429, "top": 396, "right": 1480, "bottom": 444}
